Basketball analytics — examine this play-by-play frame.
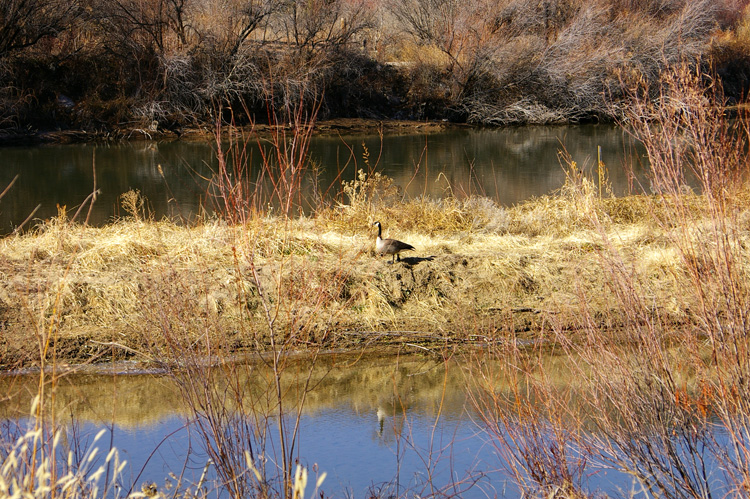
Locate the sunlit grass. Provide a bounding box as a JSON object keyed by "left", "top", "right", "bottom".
{"left": 2, "top": 170, "right": 745, "bottom": 369}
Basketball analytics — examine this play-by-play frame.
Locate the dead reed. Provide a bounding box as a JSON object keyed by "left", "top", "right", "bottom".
{"left": 468, "top": 64, "right": 750, "bottom": 498}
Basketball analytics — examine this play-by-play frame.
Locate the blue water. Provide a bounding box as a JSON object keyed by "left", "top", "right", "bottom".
{"left": 14, "top": 353, "right": 737, "bottom": 499}
{"left": 0, "top": 352, "right": 653, "bottom": 499}
{"left": 44, "top": 398, "right": 643, "bottom": 499}
{"left": 81, "top": 406, "right": 514, "bottom": 498}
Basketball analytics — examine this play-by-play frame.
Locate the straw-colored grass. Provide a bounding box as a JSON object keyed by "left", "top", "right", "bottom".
{"left": 1, "top": 181, "right": 742, "bottom": 368}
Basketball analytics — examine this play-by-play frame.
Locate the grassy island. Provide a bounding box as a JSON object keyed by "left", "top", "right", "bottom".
{"left": 1, "top": 179, "right": 737, "bottom": 370}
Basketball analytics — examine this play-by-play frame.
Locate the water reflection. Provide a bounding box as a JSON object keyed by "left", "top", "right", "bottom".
{"left": 0, "top": 355, "right": 508, "bottom": 498}
{"left": 8, "top": 350, "right": 722, "bottom": 498}
{"left": 329, "top": 125, "right": 645, "bottom": 203}
{"left": 0, "top": 125, "right": 646, "bottom": 233}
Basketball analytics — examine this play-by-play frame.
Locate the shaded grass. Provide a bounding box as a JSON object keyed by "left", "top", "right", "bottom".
{"left": 2, "top": 181, "right": 745, "bottom": 368}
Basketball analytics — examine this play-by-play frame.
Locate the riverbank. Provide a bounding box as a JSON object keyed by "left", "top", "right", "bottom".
{"left": 3, "top": 1, "right": 747, "bottom": 140}
{"left": 0, "top": 118, "right": 459, "bottom": 146}
{"left": 1, "top": 177, "right": 740, "bottom": 369}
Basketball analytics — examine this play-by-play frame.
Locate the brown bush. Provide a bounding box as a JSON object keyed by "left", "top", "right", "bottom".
{"left": 0, "top": 0, "right": 747, "bottom": 131}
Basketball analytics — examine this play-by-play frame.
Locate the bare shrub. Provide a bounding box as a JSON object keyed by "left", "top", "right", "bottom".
{"left": 469, "top": 345, "right": 590, "bottom": 498}
{"left": 171, "top": 0, "right": 373, "bottom": 125}
{"left": 96, "top": 0, "right": 192, "bottom": 55}
{"left": 411, "top": 0, "right": 721, "bottom": 124}
{"left": 470, "top": 63, "right": 750, "bottom": 498}
{"left": 0, "top": 0, "right": 742, "bottom": 130}
{"left": 389, "top": 0, "right": 506, "bottom": 114}
{"left": 713, "top": 0, "right": 750, "bottom": 29}
{"left": 621, "top": 67, "right": 750, "bottom": 493}
{"left": 607, "top": 0, "right": 686, "bottom": 17}
{"left": 576, "top": 65, "right": 750, "bottom": 496}
{"left": 0, "top": 0, "right": 83, "bottom": 56}
{"left": 272, "top": 0, "right": 373, "bottom": 56}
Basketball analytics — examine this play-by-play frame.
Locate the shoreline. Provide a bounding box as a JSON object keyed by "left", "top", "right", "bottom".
{"left": 0, "top": 118, "right": 468, "bottom": 147}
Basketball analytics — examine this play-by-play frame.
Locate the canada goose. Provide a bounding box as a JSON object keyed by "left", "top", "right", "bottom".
{"left": 373, "top": 221, "right": 414, "bottom": 263}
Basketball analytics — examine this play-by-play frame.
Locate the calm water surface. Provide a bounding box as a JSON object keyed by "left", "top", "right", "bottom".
{"left": 0, "top": 125, "right": 646, "bottom": 233}
{"left": 0, "top": 355, "right": 630, "bottom": 498}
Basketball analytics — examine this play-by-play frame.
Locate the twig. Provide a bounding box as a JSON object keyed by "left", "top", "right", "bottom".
{"left": 12, "top": 204, "right": 41, "bottom": 234}
{"left": 0, "top": 174, "right": 18, "bottom": 201}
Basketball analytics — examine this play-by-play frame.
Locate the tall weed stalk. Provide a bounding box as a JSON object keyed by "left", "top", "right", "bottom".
{"left": 155, "top": 82, "right": 335, "bottom": 499}
{"left": 211, "top": 79, "right": 322, "bottom": 223}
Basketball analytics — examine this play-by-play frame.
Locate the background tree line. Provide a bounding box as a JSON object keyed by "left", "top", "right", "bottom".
{"left": 1, "top": 0, "right": 749, "bottom": 134}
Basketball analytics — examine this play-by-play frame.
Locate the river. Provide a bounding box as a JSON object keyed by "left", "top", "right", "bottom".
{"left": 0, "top": 125, "right": 646, "bottom": 234}
{"left": 0, "top": 353, "right": 633, "bottom": 498}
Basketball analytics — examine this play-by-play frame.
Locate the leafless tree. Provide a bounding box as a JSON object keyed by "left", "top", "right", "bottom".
{"left": 0, "top": 0, "right": 83, "bottom": 56}
{"left": 220, "top": 0, "right": 278, "bottom": 57}
{"left": 272, "top": 0, "right": 373, "bottom": 57}
{"left": 98, "top": 0, "right": 194, "bottom": 55}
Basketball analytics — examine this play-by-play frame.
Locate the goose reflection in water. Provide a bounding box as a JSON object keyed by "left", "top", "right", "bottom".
{"left": 377, "top": 406, "right": 387, "bottom": 436}
{"left": 374, "top": 401, "right": 410, "bottom": 442}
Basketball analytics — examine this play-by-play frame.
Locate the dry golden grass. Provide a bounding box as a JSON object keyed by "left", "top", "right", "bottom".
{"left": 1, "top": 180, "right": 744, "bottom": 368}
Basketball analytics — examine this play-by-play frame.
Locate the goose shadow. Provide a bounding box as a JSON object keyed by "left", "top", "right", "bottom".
{"left": 394, "top": 255, "right": 435, "bottom": 266}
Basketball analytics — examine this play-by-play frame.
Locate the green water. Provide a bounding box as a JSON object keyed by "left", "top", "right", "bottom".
{"left": 0, "top": 125, "right": 645, "bottom": 233}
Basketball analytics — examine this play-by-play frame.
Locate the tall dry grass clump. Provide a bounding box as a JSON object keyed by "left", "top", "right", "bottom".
{"left": 0, "top": 407, "right": 129, "bottom": 499}
{"left": 469, "top": 64, "right": 750, "bottom": 498}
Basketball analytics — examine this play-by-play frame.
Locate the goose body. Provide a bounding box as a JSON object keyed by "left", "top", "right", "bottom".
{"left": 373, "top": 221, "right": 415, "bottom": 263}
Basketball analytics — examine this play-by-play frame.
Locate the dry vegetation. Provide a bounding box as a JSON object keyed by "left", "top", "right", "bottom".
{"left": 469, "top": 66, "right": 750, "bottom": 498}
{"left": 3, "top": 58, "right": 750, "bottom": 498}
{"left": 0, "top": 164, "right": 744, "bottom": 369}
{"left": 2, "top": 0, "right": 750, "bottom": 136}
